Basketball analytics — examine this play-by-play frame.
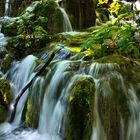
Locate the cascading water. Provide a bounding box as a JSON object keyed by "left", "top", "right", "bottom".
{"left": 4, "top": 0, "right": 10, "bottom": 17}
{"left": 0, "top": 52, "right": 140, "bottom": 140}
{"left": 0, "top": 1, "right": 140, "bottom": 140}
{"left": 59, "top": 7, "right": 73, "bottom": 32}
{"left": 56, "top": 0, "right": 73, "bottom": 32}
{"left": 5, "top": 55, "right": 37, "bottom": 125}
{"left": 0, "top": 33, "right": 7, "bottom": 49}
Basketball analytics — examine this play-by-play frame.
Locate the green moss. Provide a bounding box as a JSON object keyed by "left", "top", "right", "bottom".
{"left": 24, "top": 79, "right": 45, "bottom": 128}
{"left": 0, "top": 78, "right": 11, "bottom": 123}
{"left": 0, "top": 78, "right": 11, "bottom": 106}
{"left": 95, "top": 54, "right": 127, "bottom": 63}
{"left": 25, "top": 98, "right": 39, "bottom": 128}
{"left": 71, "top": 52, "right": 85, "bottom": 60}
{"left": 65, "top": 76, "right": 95, "bottom": 140}
{"left": 1, "top": 54, "right": 14, "bottom": 73}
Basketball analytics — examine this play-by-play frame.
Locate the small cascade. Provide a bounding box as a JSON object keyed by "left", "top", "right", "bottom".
{"left": 38, "top": 61, "right": 70, "bottom": 135}
{"left": 88, "top": 62, "right": 140, "bottom": 140}
{"left": 125, "top": 87, "right": 140, "bottom": 140}
{"left": 0, "top": 54, "right": 140, "bottom": 140}
{"left": 59, "top": 7, "right": 73, "bottom": 32}
{"left": 56, "top": 0, "right": 73, "bottom": 32}
{"left": 6, "top": 55, "right": 37, "bottom": 125}
{"left": 4, "top": 0, "right": 11, "bottom": 17}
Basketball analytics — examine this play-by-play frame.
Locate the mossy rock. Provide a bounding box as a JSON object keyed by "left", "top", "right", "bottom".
{"left": 0, "top": 0, "right": 5, "bottom": 16}
{"left": 0, "top": 78, "right": 11, "bottom": 123}
{"left": 23, "top": 79, "right": 45, "bottom": 128}
{"left": 95, "top": 54, "right": 140, "bottom": 82}
{"left": 95, "top": 54, "right": 130, "bottom": 64}
{"left": 65, "top": 76, "right": 95, "bottom": 140}
{"left": 65, "top": 0, "right": 96, "bottom": 30}
{"left": 0, "top": 78, "right": 11, "bottom": 106}
{"left": 25, "top": 97, "right": 40, "bottom": 128}
{"left": 3, "top": 0, "right": 64, "bottom": 35}
{"left": 1, "top": 54, "right": 14, "bottom": 73}
{"left": 97, "top": 76, "right": 130, "bottom": 140}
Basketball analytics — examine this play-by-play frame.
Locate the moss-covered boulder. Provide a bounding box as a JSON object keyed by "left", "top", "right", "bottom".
{"left": 2, "top": 0, "right": 65, "bottom": 35}
{"left": 65, "top": 76, "right": 95, "bottom": 140}
{"left": 0, "top": 78, "right": 11, "bottom": 122}
{"left": 92, "top": 54, "right": 140, "bottom": 140}
{"left": 97, "top": 77, "right": 130, "bottom": 140}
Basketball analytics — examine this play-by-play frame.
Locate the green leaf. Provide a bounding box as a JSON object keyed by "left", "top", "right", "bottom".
{"left": 35, "top": 17, "right": 48, "bottom": 23}
{"left": 34, "top": 26, "right": 48, "bottom": 34}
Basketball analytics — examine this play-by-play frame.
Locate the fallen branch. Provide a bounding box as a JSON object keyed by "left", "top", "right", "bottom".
{"left": 8, "top": 51, "right": 56, "bottom": 123}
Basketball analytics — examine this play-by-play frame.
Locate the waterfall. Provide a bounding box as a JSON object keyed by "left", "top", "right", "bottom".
{"left": 6, "top": 55, "right": 37, "bottom": 125}
{"left": 0, "top": 54, "right": 140, "bottom": 140}
{"left": 59, "top": 7, "right": 73, "bottom": 32}
{"left": 56, "top": 0, "right": 73, "bottom": 32}
{"left": 38, "top": 61, "right": 70, "bottom": 135}
{"left": 4, "top": 0, "right": 10, "bottom": 17}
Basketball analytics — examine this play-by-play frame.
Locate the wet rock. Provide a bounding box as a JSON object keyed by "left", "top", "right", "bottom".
{"left": 65, "top": 0, "right": 96, "bottom": 30}
{"left": 0, "top": 105, "right": 7, "bottom": 122}
{"left": 65, "top": 76, "right": 95, "bottom": 140}
{"left": 0, "top": 0, "right": 5, "bottom": 16}
{"left": 21, "top": 0, "right": 64, "bottom": 33}
{"left": 97, "top": 76, "right": 130, "bottom": 140}
{"left": 0, "top": 78, "right": 11, "bottom": 123}
{"left": 93, "top": 54, "right": 140, "bottom": 140}
{"left": 1, "top": 54, "right": 14, "bottom": 73}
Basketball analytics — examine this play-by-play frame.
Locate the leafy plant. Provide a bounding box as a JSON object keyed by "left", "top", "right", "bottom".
{"left": 81, "top": 23, "right": 140, "bottom": 59}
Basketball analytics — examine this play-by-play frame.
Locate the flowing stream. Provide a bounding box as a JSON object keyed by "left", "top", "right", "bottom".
{"left": 0, "top": 54, "right": 140, "bottom": 140}
{"left": 0, "top": 1, "right": 140, "bottom": 140}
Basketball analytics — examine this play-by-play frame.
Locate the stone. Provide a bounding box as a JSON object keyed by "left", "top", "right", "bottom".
{"left": 1, "top": 54, "right": 14, "bottom": 73}
{"left": 0, "top": 78, "right": 11, "bottom": 123}
{"left": 65, "top": 0, "right": 96, "bottom": 30}
{"left": 65, "top": 76, "right": 95, "bottom": 140}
